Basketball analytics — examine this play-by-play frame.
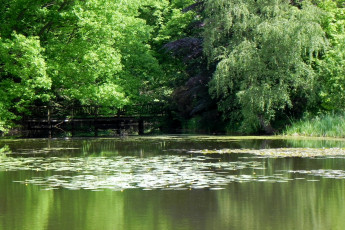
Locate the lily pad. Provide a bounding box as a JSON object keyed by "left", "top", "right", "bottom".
{"left": 189, "top": 148, "right": 345, "bottom": 157}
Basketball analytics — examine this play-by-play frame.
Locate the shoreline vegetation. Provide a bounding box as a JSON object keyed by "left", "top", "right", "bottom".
{"left": 283, "top": 113, "right": 345, "bottom": 138}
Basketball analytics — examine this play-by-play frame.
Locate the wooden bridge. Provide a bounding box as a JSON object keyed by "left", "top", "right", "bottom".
{"left": 22, "top": 104, "right": 166, "bottom": 137}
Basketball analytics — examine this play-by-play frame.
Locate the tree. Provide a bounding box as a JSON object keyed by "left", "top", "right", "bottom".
{"left": 204, "top": 0, "right": 327, "bottom": 133}
{"left": 161, "top": 1, "right": 225, "bottom": 133}
{"left": 0, "top": 33, "right": 51, "bottom": 132}
{"left": 41, "top": 0, "right": 158, "bottom": 107}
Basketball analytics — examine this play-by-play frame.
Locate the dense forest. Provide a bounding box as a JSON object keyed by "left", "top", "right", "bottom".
{"left": 0, "top": 0, "right": 344, "bottom": 135}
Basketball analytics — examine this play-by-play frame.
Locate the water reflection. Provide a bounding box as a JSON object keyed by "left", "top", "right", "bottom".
{"left": 1, "top": 172, "right": 345, "bottom": 230}
{"left": 2, "top": 136, "right": 345, "bottom": 156}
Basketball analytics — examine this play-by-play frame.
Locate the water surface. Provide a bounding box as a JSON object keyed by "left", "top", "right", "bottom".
{"left": 1, "top": 136, "right": 345, "bottom": 230}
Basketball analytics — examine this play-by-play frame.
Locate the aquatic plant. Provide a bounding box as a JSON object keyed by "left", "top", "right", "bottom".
{"left": 0, "top": 145, "right": 10, "bottom": 157}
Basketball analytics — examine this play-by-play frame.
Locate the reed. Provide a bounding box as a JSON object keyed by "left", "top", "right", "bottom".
{"left": 284, "top": 113, "right": 345, "bottom": 138}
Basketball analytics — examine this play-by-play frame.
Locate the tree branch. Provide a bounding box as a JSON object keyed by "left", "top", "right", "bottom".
{"left": 38, "top": 0, "right": 74, "bottom": 37}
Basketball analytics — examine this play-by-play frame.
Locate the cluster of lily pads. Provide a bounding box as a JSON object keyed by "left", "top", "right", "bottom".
{"left": 2, "top": 144, "right": 345, "bottom": 191}
{"left": 189, "top": 148, "right": 345, "bottom": 158}
{"left": 288, "top": 169, "right": 345, "bottom": 179}
{"left": 0, "top": 155, "right": 296, "bottom": 191}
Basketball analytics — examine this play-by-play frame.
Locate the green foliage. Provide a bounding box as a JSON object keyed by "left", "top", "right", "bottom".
{"left": 0, "top": 145, "right": 10, "bottom": 156}
{"left": 0, "top": 33, "right": 51, "bottom": 131}
{"left": 182, "top": 116, "right": 202, "bottom": 133}
{"left": 139, "top": 0, "right": 195, "bottom": 44}
{"left": 3, "top": 0, "right": 341, "bottom": 136}
{"left": 137, "top": 0, "right": 197, "bottom": 103}
{"left": 317, "top": 0, "right": 345, "bottom": 110}
{"left": 204, "top": 0, "right": 327, "bottom": 133}
{"left": 42, "top": 0, "right": 157, "bottom": 107}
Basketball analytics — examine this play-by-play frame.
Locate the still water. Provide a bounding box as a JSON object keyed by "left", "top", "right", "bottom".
{"left": 1, "top": 136, "right": 345, "bottom": 230}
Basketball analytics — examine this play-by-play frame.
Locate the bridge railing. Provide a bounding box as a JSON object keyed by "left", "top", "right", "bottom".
{"left": 24, "top": 103, "right": 167, "bottom": 120}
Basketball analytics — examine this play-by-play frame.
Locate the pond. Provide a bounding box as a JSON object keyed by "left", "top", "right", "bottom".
{"left": 1, "top": 135, "right": 345, "bottom": 230}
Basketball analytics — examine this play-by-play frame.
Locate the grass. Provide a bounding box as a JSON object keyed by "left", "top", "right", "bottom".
{"left": 284, "top": 113, "right": 345, "bottom": 138}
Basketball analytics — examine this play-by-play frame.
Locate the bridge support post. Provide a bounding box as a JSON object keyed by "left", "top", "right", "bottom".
{"left": 94, "top": 121, "right": 98, "bottom": 137}
{"left": 71, "top": 108, "right": 75, "bottom": 137}
{"left": 138, "top": 118, "right": 144, "bottom": 135}
{"left": 71, "top": 119, "right": 75, "bottom": 137}
{"left": 94, "top": 107, "right": 99, "bottom": 137}
{"left": 48, "top": 107, "right": 52, "bottom": 138}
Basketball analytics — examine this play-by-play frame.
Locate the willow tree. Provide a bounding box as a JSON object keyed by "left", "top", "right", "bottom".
{"left": 204, "top": 0, "right": 327, "bottom": 133}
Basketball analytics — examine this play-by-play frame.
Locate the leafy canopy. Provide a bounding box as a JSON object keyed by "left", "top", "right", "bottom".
{"left": 0, "top": 0, "right": 196, "bottom": 132}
